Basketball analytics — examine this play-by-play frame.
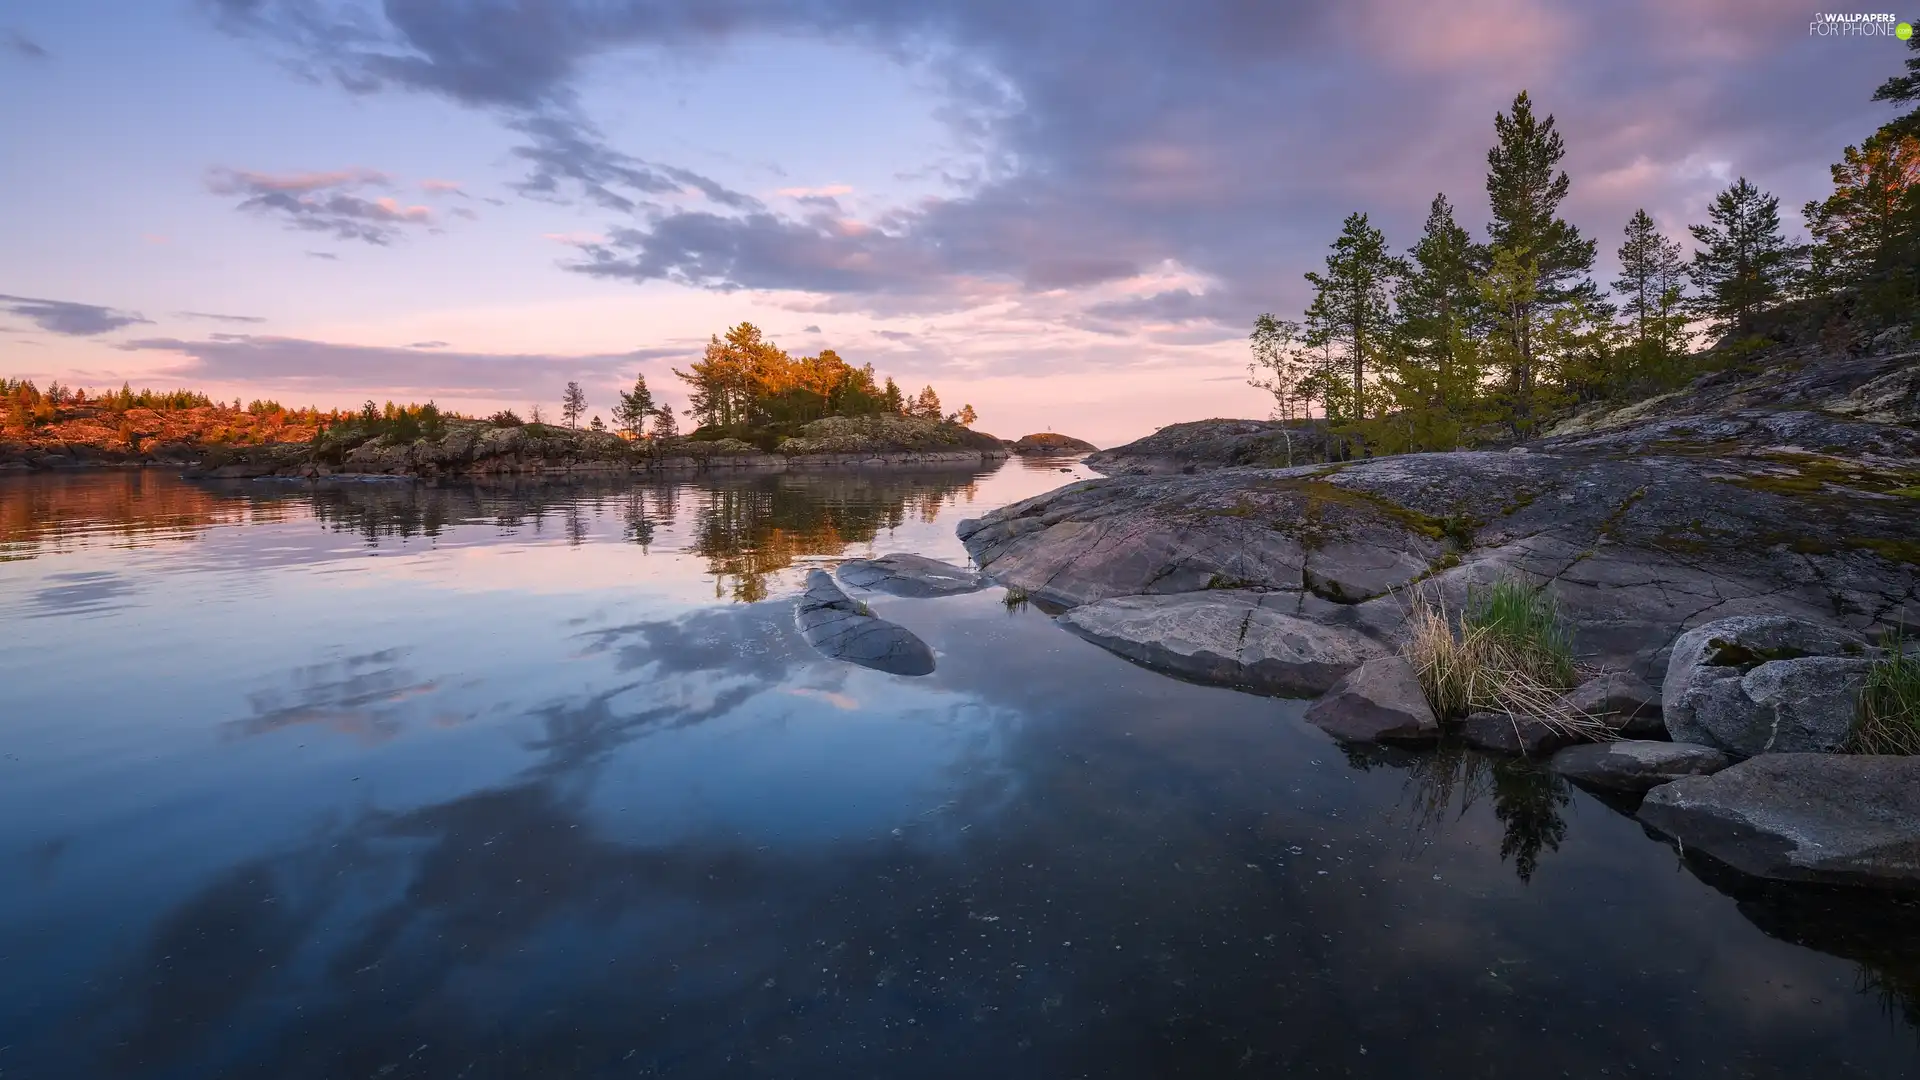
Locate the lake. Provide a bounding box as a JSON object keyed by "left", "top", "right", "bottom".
{"left": 1, "top": 460, "right": 1916, "bottom": 1079}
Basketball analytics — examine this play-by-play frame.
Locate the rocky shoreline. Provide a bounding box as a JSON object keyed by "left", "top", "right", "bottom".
{"left": 1, "top": 414, "right": 1012, "bottom": 478}
{"left": 808, "top": 338, "right": 1920, "bottom": 892}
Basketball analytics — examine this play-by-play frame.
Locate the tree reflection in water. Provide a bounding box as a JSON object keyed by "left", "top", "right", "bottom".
{"left": 687, "top": 472, "right": 984, "bottom": 601}
{"left": 1341, "top": 740, "right": 1571, "bottom": 884}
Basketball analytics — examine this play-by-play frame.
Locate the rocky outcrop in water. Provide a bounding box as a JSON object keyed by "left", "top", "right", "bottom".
{"left": 1638, "top": 754, "right": 1920, "bottom": 889}
{"left": 1302, "top": 656, "right": 1440, "bottom": 743}
{"left": 1010, "top": 433, "right": 1098, "bottom": 455}
{"left": 960, "top": 338, "right": 1920, "bottom": 888}
{"left": 1056, "top": 591, "right": 1386, "bottom": 695}
{"left": 1461, "top": 712, "right": 1575, "bottom": 757}
{"left": 1084, "top": 418, "right": 1333, "bottom": 475}
{"left": 963, "top": 347, "right": 1919, "bottom": 684}
{"left": 793, "top": 570, "right": 936, "bottom": 676}
{"left": 1550, "top": 740, "right": 1732, "bottom": 792}
{"left": 836, "top": 554, "right": 988, "bottom": 598}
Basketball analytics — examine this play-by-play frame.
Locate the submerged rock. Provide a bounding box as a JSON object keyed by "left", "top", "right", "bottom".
{"left": 1550, "top": 740, "right": 1732, "bottom": 793}
{"left": 1638, "top": 754, "right": 1920, "bottom": 889}
{"left": 1562, "top": 671, "right": 1664, "bottom": 738}
{"left": 794, "top": 570, "right": 935, "bottom": 676}
{"left": 1663, "top": 616, "right": 1876, "bottom": 756}
{"left": 1056, "top": 591, "right": 1385, "bottom": 695}
{"left": 1303, "top": 656, "right": 1440, "bottom": 744}
{"left": 1461, "top": 711, "right": 1578, "bottom": 757}
{"left": 836, "top": 554, "right": 987, "bottom": 598}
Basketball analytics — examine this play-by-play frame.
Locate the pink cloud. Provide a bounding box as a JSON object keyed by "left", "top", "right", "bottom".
{"left": 208, "top": 167, "right": 390, "bottom": 195}
{"left": 776, "top": 184, "right": 854, "bottom": 199}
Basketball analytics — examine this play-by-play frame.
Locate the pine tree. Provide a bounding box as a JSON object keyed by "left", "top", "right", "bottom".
{"left": 650, "top": 402, "right": 678, "bottom": 439}
{"left": 1613, "top": 209, "right": 1690, "bottom": 386}
{"left": 1388, "top": 194, "right": 1484, "bottom": 445}
{"left": 561, "top": 381, "right": 587, "bottom": 428}
{"left": 955, "top": 404, "right": 978, "bottom": 427}
{"left": 613, "top": 374, "right": 655, "bottom": 438}
{"left": 1803, "top": 131, "right": 1920, "bottom": 293}
{"left": 589, "top": 415, "right": 606, "bottom": 432}
{"left": 1483, "top": 91, "right": 1597, "bottom": 431}
{"left": 881, "top": 377, "right": 905, "bottom": 415}
{"left": 1874, "top": 36, "right": 1920, "bottom": 138}
{"left": 1302, "top": 212, "right": 1405, "bottom": 422}
{"left": 1688, "top": 178, "right": 1802, "bottom": 338}
{"left": 907, "top": 385, "right": 942, "bottom": 419}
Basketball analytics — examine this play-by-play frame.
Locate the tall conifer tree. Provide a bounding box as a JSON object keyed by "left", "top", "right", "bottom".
{"left": 1483, "top": 92, "right": 1596, "bottom": 427}
{"left": 1303, "top": 212, "right": 1406, "bottom": 421}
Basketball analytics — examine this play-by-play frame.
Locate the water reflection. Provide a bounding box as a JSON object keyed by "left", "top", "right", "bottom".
{"left": 687, "top": 472, "right": 984, "bottom": 601}
{"left": 1680, "top": 851, "right": 1920, "bottom": 1035}
{"left": 0, "top": 470, "right": 293, "bottom": 560}
{"left": 222, "top": 649, "right": 440, "bottom": 745}
{"left": 3, "top": 469, "right": 1918, "bottom": 1078}
{"left": 1343, "top": 741, "right": 1573, "bottom": 884}
{"left": 2, "top": 470, "right": 994, "bottom": 608}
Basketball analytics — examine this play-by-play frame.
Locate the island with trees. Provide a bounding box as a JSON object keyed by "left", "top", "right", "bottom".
{"left": 0, "top": 324, "right": 1004, "bottom": 477}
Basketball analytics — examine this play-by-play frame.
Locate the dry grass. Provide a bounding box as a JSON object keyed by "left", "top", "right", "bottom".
{"left": 1851, "top": 634, "right": 1920, "bottom": 755}
{"left": 1401, "top": 588, "right": 1612, "bottom": 742}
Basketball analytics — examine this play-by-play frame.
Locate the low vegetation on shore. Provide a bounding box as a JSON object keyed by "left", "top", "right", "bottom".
{"left": 1852, "top": 636, "right": 1920, "bottom": 755}
{"left": 1402, "top": 581, "right": 1602, "bottom": 740}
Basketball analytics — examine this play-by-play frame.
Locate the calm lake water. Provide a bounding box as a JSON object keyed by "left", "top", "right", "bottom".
{"left": 1, "top": 460, "right": 1917, "bottom": 1079}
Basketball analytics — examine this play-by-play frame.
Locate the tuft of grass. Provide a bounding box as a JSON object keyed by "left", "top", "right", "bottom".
{"left": 1401, "top": 583, "right": 1605, "bottom": 742}
{"left": 1003, "top": 584, "right": 1030, "bottom": 608}
{"left": 1463, "top": 579, "right": 1577, "bottom": 688}
{"left": 1851, "top": 633, "right": 1920, "bottom": 755}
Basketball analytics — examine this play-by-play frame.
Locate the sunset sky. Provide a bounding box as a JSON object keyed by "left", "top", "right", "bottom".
{"left": 0, "top": 1, "right": 1903, "bottom": 445}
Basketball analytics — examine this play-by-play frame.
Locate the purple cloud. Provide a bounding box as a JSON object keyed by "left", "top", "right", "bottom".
{"left": 0, "top": 293, "right": 151, "bottom": 336}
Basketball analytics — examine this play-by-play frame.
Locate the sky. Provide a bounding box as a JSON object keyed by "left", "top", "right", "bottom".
{"left": 0, "top": 0, "right": 1907, "bottom": 446}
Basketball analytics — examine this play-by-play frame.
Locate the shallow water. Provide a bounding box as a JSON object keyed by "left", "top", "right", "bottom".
{"left": 1, "top": 460, "right": 1916, "bottom": 1079}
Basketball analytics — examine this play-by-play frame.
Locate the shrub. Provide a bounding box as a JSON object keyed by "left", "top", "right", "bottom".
{"left": 488, "top": 410, "right": 524, "bottom": 427}
{"left": 1851, "top": 633, "right": 1920, "bottom": 755}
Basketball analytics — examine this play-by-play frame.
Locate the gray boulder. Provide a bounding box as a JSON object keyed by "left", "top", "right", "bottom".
{"left": 1563, "top": 671, "right": 1664, "bottom": 737}
{"left": 1461, "top": 711, "right": 1578, "bottom": 757}
{"left": 1303, "top": 656, "right": 1440, "bottom": 743}
{"left": 1663, "top": 616, "right": 1875, "bottom": 755}
{"left": 836, "top": 553, "right": 987, "bottom": 598}
{"left": 1550, "top": 741, "right": 1732, "bottom": 793}
{"left": 1638, "top": 754, "right": 1920, "bottom": 888}
{"left": 1056, "top": 592, "right": 1385, "bottom": 696}
{"left": 794, "top": 570, "right": 935, "bottom": 676}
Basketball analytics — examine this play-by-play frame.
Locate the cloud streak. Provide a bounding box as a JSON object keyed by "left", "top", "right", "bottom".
{"left": 205, "top": 167, "right": 436, "bottom": 246}
{"left": 5, "top": 29, "right": 48, "bottom": 60}
{"left": 119, "top": 334, "right": 688, "bottom": 399}
{"left": 0, "top": 294, "right": 151, "bottom": 336}
{"left": 177, "top": 310, "right": 268, "bottom": 325}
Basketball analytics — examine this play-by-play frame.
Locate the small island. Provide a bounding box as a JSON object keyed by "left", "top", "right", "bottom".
{"left": 1009, "top": 432, "right": 1098, "bottom": 455}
